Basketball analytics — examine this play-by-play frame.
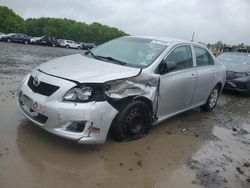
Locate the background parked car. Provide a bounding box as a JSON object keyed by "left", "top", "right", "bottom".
{"left": 30, "top": 37, "right": 41, "bottom": 43}
{"left": 33, "top": 36, "right": 59, "bottom": 47}
{"left": 80, "top": 42, "right": 96, "bottom": 50}
{"left": 1, "top": 33, "right": 32, "bottom": 44}
{"left": 217, "top": 52, "right": 250, "bottom": 96}
{"left": 58, "top": 39, "right": 81, "bottom": 49}
{"left": 0, "top": 32, "right": 5, "bottom": 40}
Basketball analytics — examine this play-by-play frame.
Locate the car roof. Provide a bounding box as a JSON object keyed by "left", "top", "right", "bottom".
{"left": 126, "top": 35, "right": 194, "bottom": 45}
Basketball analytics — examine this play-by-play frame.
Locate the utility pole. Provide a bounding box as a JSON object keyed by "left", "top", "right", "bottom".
{"left": 191, "top": 32, "right": 195, "bottom": 42}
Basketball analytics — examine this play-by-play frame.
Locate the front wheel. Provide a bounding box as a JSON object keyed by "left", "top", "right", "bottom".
{"left": 111, "top": 101, "right": 151, "bottom": 142}
{"left": 24, "top": 40, "right": 28, "bottom": 44}
{"left": 201, "top": 86, "right": 220, "bottom": 112}
{"left": 7, "top": 39, "right": 11, "bottom": 43}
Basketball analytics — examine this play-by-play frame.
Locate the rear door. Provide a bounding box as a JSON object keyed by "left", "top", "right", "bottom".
{"left": 67, "top": 40, "right": 73, "bottom": 48}
{"left": 72, "top": 41, "right": 78, "bottom": 48}
{"left": 13, "top": 34, "right": 20, "bottom": 42}
{"left": 157, "top": 45, "right": 198, "bottom": 118}
{"left": 191, "top": 46, "right": 218, "bottom": 105}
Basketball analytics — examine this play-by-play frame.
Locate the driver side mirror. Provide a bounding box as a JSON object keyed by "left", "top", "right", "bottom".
{"left": 158, "top": 60, "right": 176, "bottom": 75}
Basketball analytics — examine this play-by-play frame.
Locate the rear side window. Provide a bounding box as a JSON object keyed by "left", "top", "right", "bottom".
{"left": 165, "top": 45, "right": 193, "bottom": 71}
{"left": 194, "top": 47, "right": 214, "bottom": 66}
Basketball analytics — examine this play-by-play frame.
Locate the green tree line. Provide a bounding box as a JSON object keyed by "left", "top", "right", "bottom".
{"left": 0, "top": 6, "right": 127, "bottom": 44}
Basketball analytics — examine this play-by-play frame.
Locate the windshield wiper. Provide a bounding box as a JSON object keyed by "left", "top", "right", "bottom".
{"left": 85, "top": 51, "right": 97, "bottom": 58}
{"left": 85, "top": 51, "right": 127, "bottom": 66}
{"left": 95, "top": 55, "right": 127, "bottom": 65}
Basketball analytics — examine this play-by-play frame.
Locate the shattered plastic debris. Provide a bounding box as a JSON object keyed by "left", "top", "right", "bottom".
{"left": 182, "top": 128, "right": 188, "bottom": 132}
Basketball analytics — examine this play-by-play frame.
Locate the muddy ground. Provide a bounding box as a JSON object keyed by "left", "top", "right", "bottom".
{"left": 0, "top": 42, "right": 249, "bottom": 188}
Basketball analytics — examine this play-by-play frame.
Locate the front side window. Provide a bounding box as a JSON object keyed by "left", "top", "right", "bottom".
{"left": 90, "top": 37, "right": 168, "bottom": 68}
{"left": 194, "top": 47, "right": 213, "bottom": 66}
{"left": 165, "top": 45, "right": 193, "bottom": 71}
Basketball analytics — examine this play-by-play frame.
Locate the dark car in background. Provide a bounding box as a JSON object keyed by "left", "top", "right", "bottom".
{"left": 33, "top": 36, "right": 59, "bottom": 47}
{"left": 80, "top": 42, "right": 96, "bottom": 50}
{"left": 1, "top": 33, "right": 32, "bottom": 44}
{"left": 217, "top": 52, "right": 250, "bottom": 96}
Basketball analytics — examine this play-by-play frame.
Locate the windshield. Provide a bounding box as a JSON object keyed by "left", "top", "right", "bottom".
{"left": 217, "top": 53, "right": 250, "bottom": 64}
{"left": 90, "top": 37, "right": 168, "bottom": 68}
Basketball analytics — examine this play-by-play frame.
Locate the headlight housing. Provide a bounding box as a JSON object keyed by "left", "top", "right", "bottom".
{"left": 234, "top": 72, "right": 250, "bottom": 79}
{"left": 63, "top": 84, "right": 109, "bottom": 102}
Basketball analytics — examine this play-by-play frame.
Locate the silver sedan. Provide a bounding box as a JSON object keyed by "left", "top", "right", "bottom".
{"left": 17, "top": 36, "right": 226, "bottom": 144}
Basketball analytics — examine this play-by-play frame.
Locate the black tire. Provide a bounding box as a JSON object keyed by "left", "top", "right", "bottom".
{"left": 201, "top": 85, "right": 220, "bottom": 112}
{"left": 78, "top": 46, "right": 81, "bottom": 49}
{"left": 245, "top": 83, "right": 250, "bottom": 97}
{"left": 111, "top": 101, "right": 151, "bottom": 142}
{"left": 66, "top": 45, "right": 69, "bottom": 48}
{"left": 24, "top": 40, "right": 28, "bottom": 44}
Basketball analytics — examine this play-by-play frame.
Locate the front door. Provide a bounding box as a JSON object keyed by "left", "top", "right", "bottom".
{"left": 157, "top": 45, "right": 197, "bottom": 119}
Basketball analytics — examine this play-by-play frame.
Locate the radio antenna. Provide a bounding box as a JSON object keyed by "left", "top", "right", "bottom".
{"left": 191, "top": 32, "right": 195, "bottom": 42}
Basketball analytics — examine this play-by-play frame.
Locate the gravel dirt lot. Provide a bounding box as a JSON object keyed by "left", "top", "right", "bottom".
{"left": 0, "top": 42, "right": 250, "bottom": 188}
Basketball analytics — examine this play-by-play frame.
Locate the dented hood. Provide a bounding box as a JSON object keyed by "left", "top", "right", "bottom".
{"left": 38, "top": 54, "right": 141, "bottom": 83}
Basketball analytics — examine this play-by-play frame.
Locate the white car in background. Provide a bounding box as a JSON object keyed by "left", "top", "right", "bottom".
{"left": 0, "top": 32, "right": 6, "bottom": 40}
{"left": 58, "top": 39, "right": 81, "bottom": 49}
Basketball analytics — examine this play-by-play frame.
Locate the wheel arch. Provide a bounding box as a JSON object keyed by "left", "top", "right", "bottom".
{"left": 216, "top": 82, "right": 223, "bottom": 93}
{"left": 107, "top": 96, "right": 154, "bottom": 136}
{"left": 108, "top": 96, "right": 153, "bottom": 114}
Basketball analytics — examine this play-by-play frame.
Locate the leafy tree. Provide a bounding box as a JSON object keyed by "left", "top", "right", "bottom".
{"left": 0, "top": 6, "right": 25, "bottom": 33}
{"left": 0, "top": 6, "right": 127, "bottom": 44}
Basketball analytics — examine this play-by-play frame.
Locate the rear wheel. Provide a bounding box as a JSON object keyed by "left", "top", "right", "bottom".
{"left": 66, "top": 45, "right": 69, "bottom": 48}
{"left": 7, "top": 39, "right": 11, "bottom": 43}
{"left": 111, "top": 101, "right": 151, "bottom": 142}
{"left": 78, "top": 46, "right": 81, "bottom": 49}
{"left": 201, "top": 86, "right": 220, "bottom": 112}
{"left": 24, "top": 40, "right": 28, "bottom": 44}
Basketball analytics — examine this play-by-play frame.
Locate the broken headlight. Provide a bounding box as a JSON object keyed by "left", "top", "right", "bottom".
{"left": 63, "top": 84, "right": 109, "bottom": 102}
{"left": 234, "top": 72, "right": 250, "bottom": 79}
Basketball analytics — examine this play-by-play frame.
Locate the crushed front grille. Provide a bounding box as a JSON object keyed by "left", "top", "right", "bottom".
{"left": 28, "top": 76, "right": 59, "bottom": 96}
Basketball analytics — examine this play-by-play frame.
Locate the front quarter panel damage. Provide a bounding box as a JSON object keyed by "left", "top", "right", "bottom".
{"left": 105, "top": 75, "right": 160, "bottom": 120}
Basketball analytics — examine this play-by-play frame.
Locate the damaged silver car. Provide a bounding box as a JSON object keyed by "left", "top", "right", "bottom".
{"left": 17, "top": 36, "right": 226, "bottom": 144}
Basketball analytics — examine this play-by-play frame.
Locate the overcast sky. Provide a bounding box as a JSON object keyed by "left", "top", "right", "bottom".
{"left": 1, "top": 0, "right": 250, "bottom": 44}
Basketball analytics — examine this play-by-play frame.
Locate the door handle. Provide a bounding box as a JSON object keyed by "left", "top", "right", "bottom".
{"left": 212, "top": 68, "right": 217, "bottom": 74}
{"left": 190, "top": 73, "right": 197, "bottom": 79}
